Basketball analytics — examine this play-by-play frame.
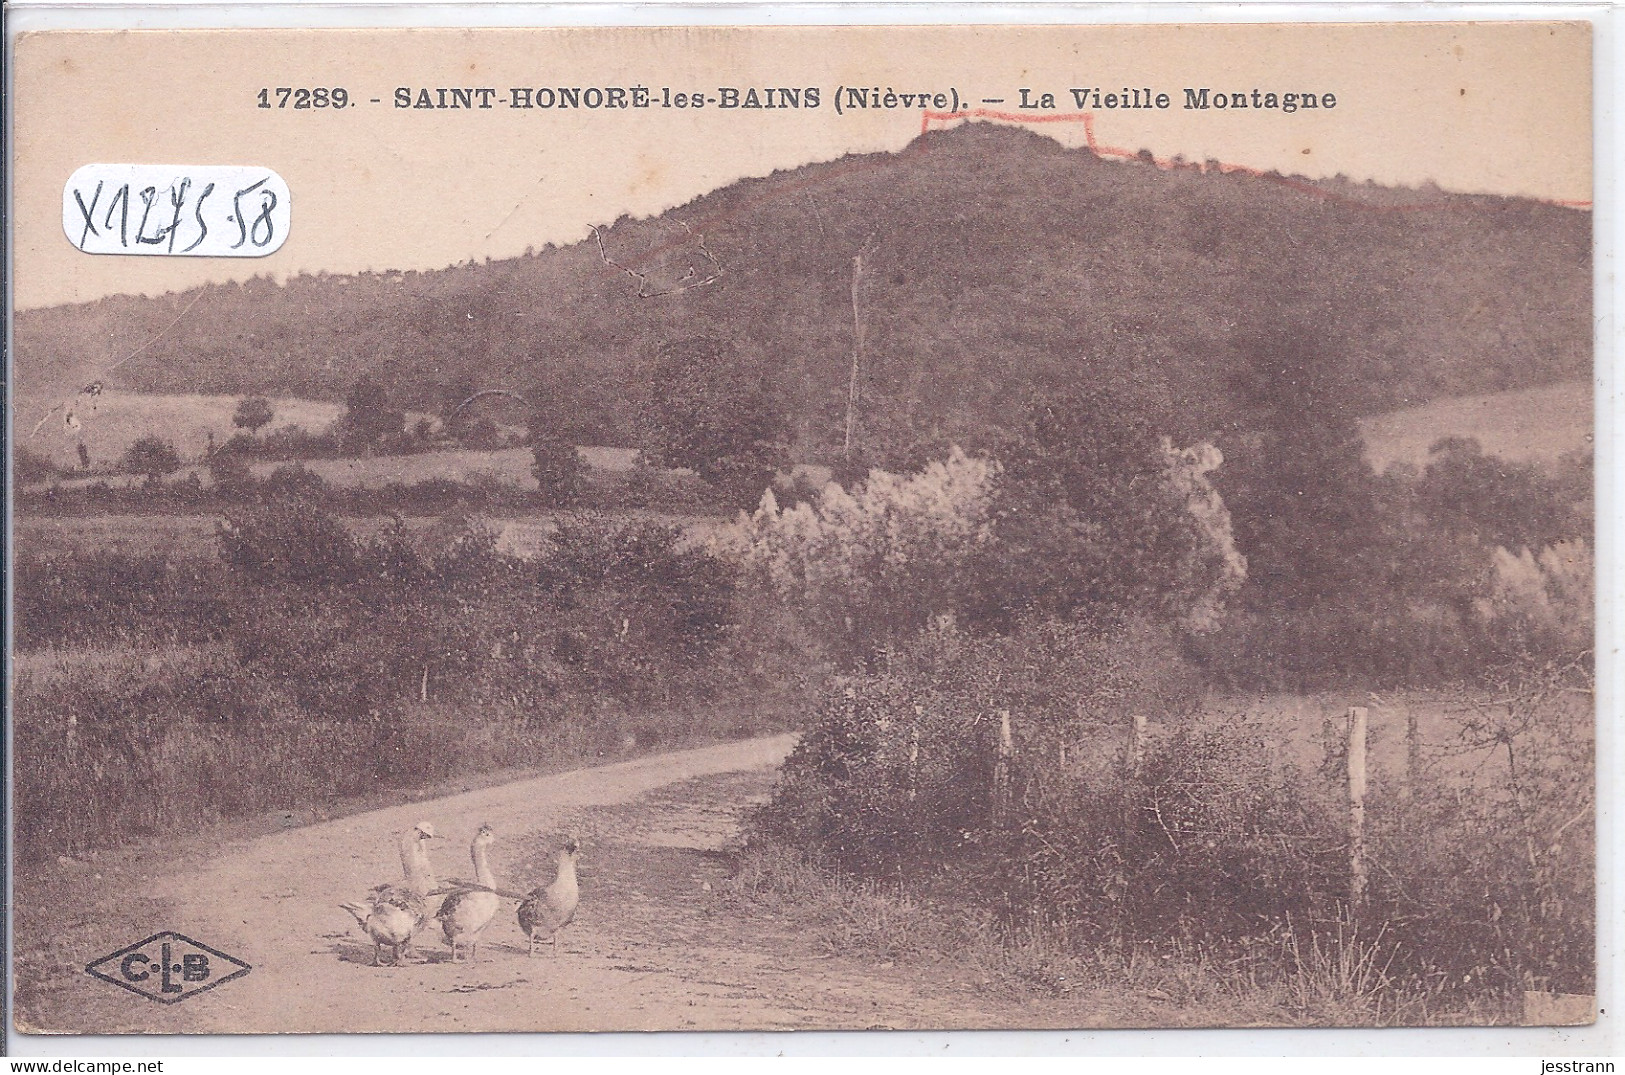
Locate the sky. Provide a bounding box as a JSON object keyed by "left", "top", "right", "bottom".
{"left": 11, "top": 21, "right": 1593, "bottom": 310}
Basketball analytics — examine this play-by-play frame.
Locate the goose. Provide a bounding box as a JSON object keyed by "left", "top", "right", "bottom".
{"left": 340, "top": 821, "right": 439, "bottom": 967}
{"left": 436, "top": 824, "right": 504, "bottom": 963}
{"left": 517, "top": 838, "right": 580, "bottom": 958}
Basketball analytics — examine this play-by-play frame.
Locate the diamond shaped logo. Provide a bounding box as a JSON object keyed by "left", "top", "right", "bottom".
{"left": 86, "top": 932, "right": 251, "bottom": 1004}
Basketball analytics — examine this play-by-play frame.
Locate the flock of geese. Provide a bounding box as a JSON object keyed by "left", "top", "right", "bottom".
{"left": 340, "top": 822, "right": 580, "bottom": 967}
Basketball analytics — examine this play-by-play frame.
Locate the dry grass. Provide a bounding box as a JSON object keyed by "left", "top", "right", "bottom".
{"left": 1359, "top": 379, "right": 1590, "bottom": 473}
{"left": 249, "top": 447, "right": 535, "bottom": 489}
{"left": 1182, "top": 690, "right": 1506, "bottom": 794}
{"left": 719, "top": 844, "right": 1446, "bottom": 1026}
{"left": 17, "top": 390, "right": 350, "bottom": 470}
{"left": 14, "top": 512, "right": 224, "bottom": 559}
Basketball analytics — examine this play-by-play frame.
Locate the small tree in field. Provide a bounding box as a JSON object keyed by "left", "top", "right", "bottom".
{"left": 340, "top": 376, "right": 405, "bottom": 454}
{"left": 643, "top": 338, "right": 789, "bottom": 510}
{"left": 233, "top": 396, "right": 275, "bottom": 437}
{"left": 123, "top": 435, "right": 182, "bottom": 483}
{"left": 530, "top": 426, "right": 585, "bottom": 506}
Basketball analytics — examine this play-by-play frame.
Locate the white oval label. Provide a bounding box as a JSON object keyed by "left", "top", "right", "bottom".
{"left": 63, "top": 164, "right": 291, "bottom": 257}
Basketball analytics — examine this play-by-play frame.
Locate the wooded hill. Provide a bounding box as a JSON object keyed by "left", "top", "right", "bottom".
{"left": 16, "top": 123, "right": 1591, "bottom": 459}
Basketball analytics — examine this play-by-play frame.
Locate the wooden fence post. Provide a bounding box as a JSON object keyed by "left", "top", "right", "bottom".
{"left": 1348, "top": 705, "right": 1369, "bottom": 904}
{"left": 908, "top": 705, "right": 922, "bottom": 803}
{"left": 992, "top": 709, "right": 1013, "bottom": 823}
{"left": 1403, "top": 705, "right": 1419, "bottom": 803}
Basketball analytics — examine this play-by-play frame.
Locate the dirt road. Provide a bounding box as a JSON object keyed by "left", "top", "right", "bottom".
{"left": 20, "top": 733, "right": 1039, "bottom": 1035}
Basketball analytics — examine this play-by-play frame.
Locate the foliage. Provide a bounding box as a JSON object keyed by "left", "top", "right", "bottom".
{"left": 20, "top": 126, "right": 1588, "bottom": 459}
{"left": 540, "top": 516, "right": 739, "bottom": 659}
{"left": 1216, "top": 330, "right": 1385, "bottom": 613}
{"left": 723, "top": 447, "right": 999, "bottom": 665}
{"left": 205, "top": 448, "right": 255, "bottom": 495}
{"left": 749, "top": 600, "right": 1595, "bottom": 1014}
{"left": 1416, "top": 437, "right": 1578, "bottom": 552}
{"left": 253, "top": 466, "right": 329, "bottom": 505}
{"left": 232, "top": 396, "right": 275, "bottom": 435}
{"left": 753, "top": 619, "right": 1205, "bottom": 872}
{"left": 971, "top": 384, "right": 1246, "bottom": 633}
{"left": 643, "top": 337, "right": 789, "bottom": 510}
{"left": 338, "top": 376, "right": 406, "bottom": 453}
{"left": 1475, "top": 540, "right": 1593, "bottom": 663}
{"left": 529, "top": 424, "right": 586, "bottom": 506}
{"left": 216, "top": 499, "right": 360, "bottom": 585}
{"left": 121, "top": 435, "right": 182, "bottom": 481}
{"left": 16, "top": 446, "right": 56, "bottom": 484}
{"left": 13, "top": 551, "right": 231, "bottom": 649}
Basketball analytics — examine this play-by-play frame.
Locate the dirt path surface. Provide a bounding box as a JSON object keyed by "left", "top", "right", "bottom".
{"left": 24, "top": 734, "right": 1047, "bottom": 1035}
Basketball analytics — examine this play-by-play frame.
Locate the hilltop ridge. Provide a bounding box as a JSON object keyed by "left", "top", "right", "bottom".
{"left": 16, "top": 122, "right": 1591, "bottom": 456}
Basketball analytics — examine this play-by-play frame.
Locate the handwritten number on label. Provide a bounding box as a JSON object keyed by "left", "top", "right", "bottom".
{"left": 165, "top": 178, "right": 191, "bottom": 253}
{"left": 230, "top": 178, "right": 276, "bottom": 250}
{"left": 181, "top": 183, "right": 215, "bottom": 253}
{"left": 104, "top": 184, "right": 130, "bottom": 248}
{"left": 65, "top": 165, "right": 289, "bottom": 257}
{"left": 73, "top": 180, "right": 104, "bottom": 249}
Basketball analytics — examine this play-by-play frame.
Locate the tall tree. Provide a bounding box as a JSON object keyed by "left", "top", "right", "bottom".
{"left": 1214, "top": 329, "right": 1384, "bottom": 611}
{"left": 970, "top": 378, "right": 1240, "bottom": 632}
{"left": 340, "top": 376, "right": 405, "bottom": 454}
{"left": 643, "top": 338, "right": 789, "bottom": 510}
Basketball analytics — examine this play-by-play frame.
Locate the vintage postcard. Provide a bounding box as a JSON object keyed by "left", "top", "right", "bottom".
{"left": 7, "top": 20, "right": 1596, "bottom": 1038}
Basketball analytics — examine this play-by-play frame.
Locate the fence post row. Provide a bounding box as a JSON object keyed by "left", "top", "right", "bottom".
{"left": 1348, "top": 705, "right": 1369, "bottom": 904}
{"left": 992, "top": 709, "right": 1013, "bottom": 823}
{"left": 1129, "top": 713, "right": 1148, "bottom": 776}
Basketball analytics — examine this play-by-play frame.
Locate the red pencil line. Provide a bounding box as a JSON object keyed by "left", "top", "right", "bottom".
{"left": 920, "top": 108, "right": 1591, "bottom": 213}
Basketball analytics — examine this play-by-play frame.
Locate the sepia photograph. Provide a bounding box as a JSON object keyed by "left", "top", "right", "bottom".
{"left": 5, "top": 19, "right": 1598, "bottom": 1038}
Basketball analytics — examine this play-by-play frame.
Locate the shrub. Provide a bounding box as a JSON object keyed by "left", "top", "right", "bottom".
{"left": 753, "top": 619, "right": 1204, "bottom": 875}
{"left": 259, "top": 464, "right": 330, "bottom": 501}
{"left": 643, "top": 337, "right": 789, "bottom": 510}
{"left": 722, "top": 448, "right": 1000, "bottom": 667}
{"left": 531, "top": 431, "right": 586, "bottom": 505}
{"left": 540, "top": 516, "right": 738, "bottom": 657}
{"left": 206, "top": 449, "right": 255, "bottom": 497}
{"left": 122, "top": 435, "right": 182, "bottom": 481}
{"left": 15, "top": 445, "right": 56, "bottom": 485}
{"left": 217, "top": 500, "right": 359, "bottom": 585}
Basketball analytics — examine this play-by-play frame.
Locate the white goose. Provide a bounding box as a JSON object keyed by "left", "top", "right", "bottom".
{"left": 340, "top": 821, "right": 440, "bottom": 967}
{"left": 517, "top": 838, "right": 580, "bottom": 958}
{"left": 436, "top": 824, "right": 505, "bottom": 963}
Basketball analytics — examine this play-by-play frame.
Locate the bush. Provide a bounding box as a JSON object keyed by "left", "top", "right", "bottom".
{"left": 748, "top": 611, "right": 1594, "bottom": 1014}
{"left": 15, "top": 446, "right": 56, "bottom": 485}
{"left": 531, "top": 431, "right": 586, "bottom": 505}
{"left": 753, "top": 620, "right": 1204, "bottom": 873}
{"left": 217, "top": 499, "right": 359, "bottom": 585}
{"left": 233, "top": 396, "right": 275, "bottom": 435}
{"left": 723, "top": 447, "right": 999, "bottom": 667}
{"left": 122, "top": 435, "right": 182, "bottom": 481}
{"left": 540, "top": 516, "right": 738, "bottom": 657}
{"left": 643, "top": 337, "right": 789, "bottom": 510}
{"left": 206, "top": 449, "right": 256, "bottom": 496}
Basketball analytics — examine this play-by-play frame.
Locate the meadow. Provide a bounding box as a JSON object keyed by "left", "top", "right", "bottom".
{"left": 1358, "top": 380, "right": 1591, "bottom": 473}
{"left": 11, "top": 375, "right": 1594, "bottom": 1026}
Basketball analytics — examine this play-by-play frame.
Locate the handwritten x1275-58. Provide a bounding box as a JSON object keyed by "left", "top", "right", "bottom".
{"left": 62, "top": 164, "right": 291, "bottom": 258}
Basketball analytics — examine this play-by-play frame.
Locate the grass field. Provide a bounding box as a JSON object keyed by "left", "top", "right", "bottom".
{"left": 1358, "top": 379, "right": 1591, "bottom": 473}
{"left": 17, "top": 379, "right": 1593, "bottom": 486}
{"left": 245, "top": 445, "right": 642, "bottom": 488}
{"left": 16, "top": 391, "right": 352, "bottom": 471}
